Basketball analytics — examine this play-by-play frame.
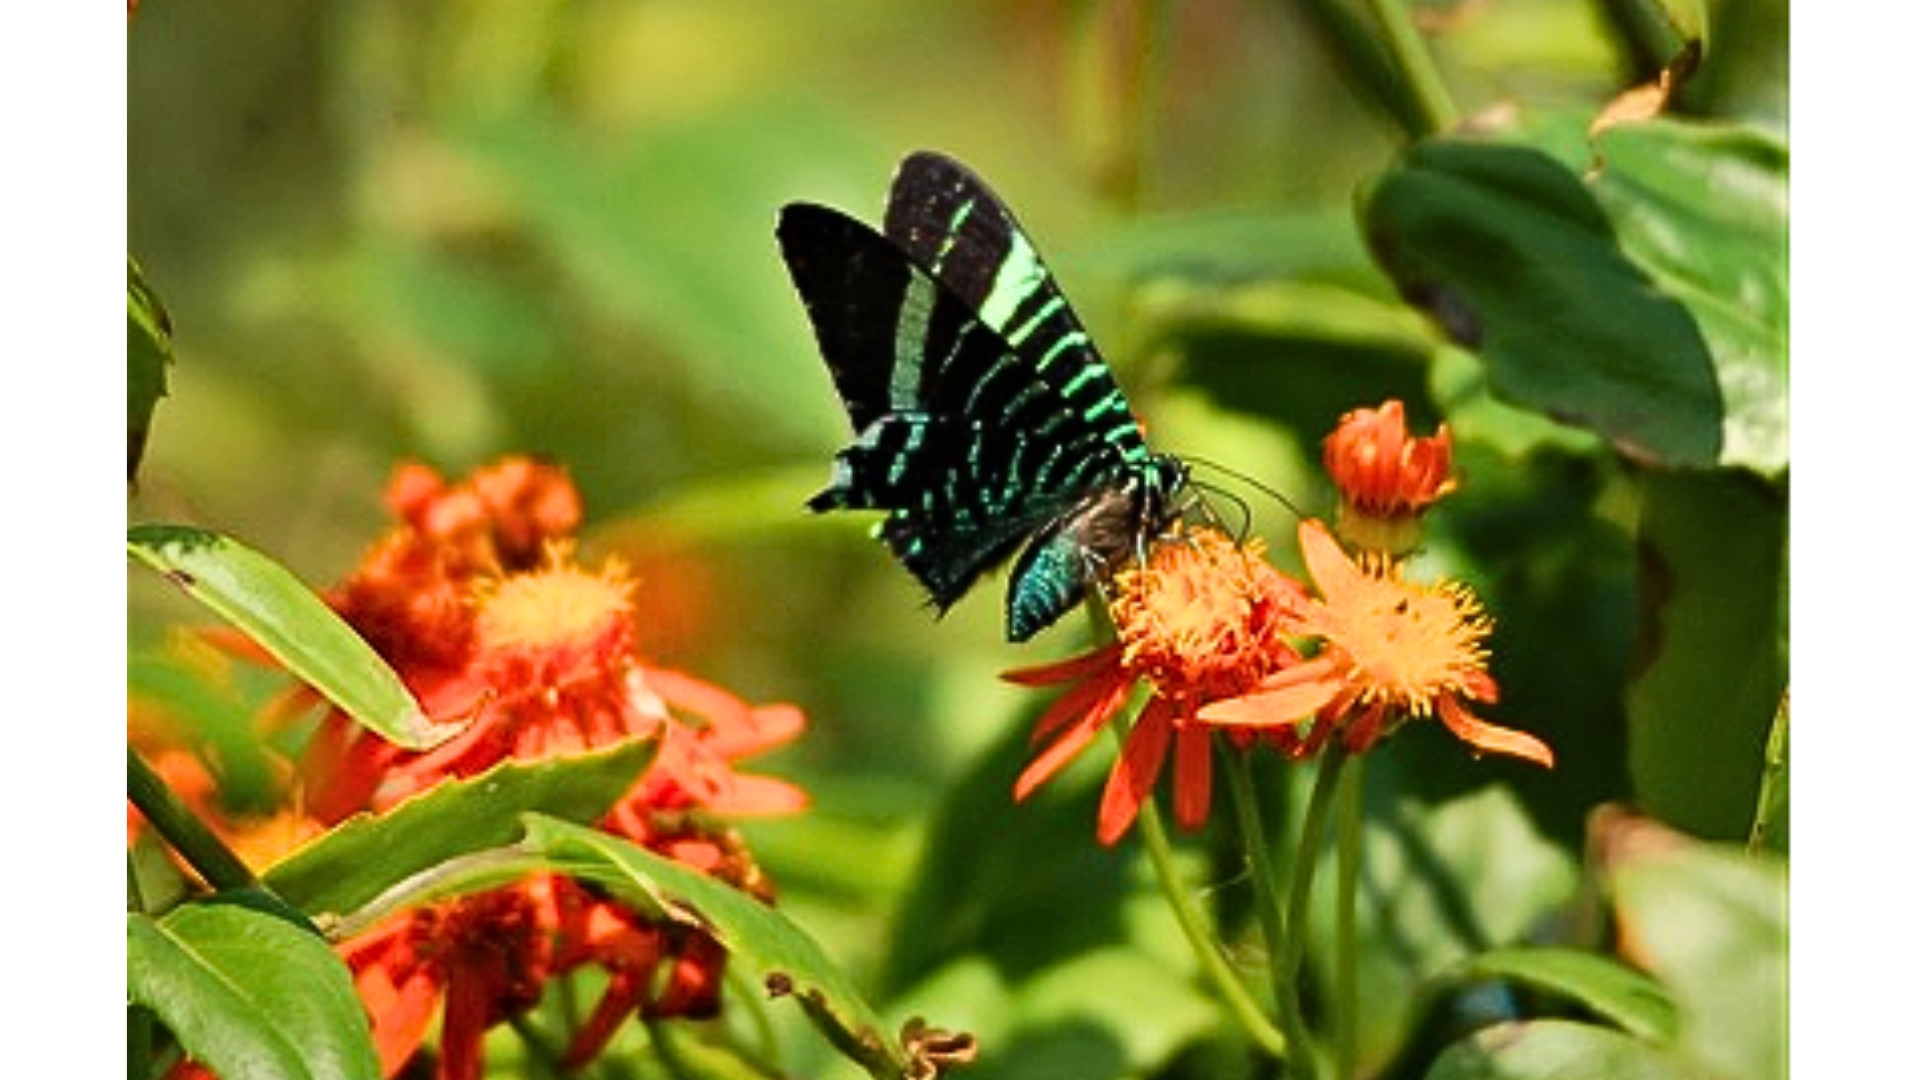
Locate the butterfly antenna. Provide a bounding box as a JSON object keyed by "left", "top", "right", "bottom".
{"left": 1183, "top": 455, "right": 1308, "bottom": 523}
{"left": 1179, "top": 481, "right": 1254, "bottom": 544}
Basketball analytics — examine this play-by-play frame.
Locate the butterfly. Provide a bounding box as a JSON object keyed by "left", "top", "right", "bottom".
{"left": 776, "top": 150, "right": 1187, "bottom": 643}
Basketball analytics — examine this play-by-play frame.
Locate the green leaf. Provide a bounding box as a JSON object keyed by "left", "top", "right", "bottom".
{"left": 518, "top": 814, "right": 913, "bottom": 1080}
{"left": 126, "top": 524, "right": 446, "bottom": 750}
{"left": 128, "top": 903, "right": 380, "bottom": 1080}
{"left": 265, "top": 738, "right": 658, "bottom": 922}
{"left": 1305, "top": 773, "right": 1580, "bottom": 1074}
{"left": 1424, "top": 1019, "right": 1701, "bottom": 1080}
{"left": 1446, "top": 946, "right": 1679, "bottom": 1043}
{"left": 128, "top": 255, "right": 173, "bottom": 482}
{"left": 1589, "top": 120, "right": 1787, "bottom": 475}
{"left": 1359, "top": 138, "right": 1723, "bottom": 467}
{"left": 1625, "top": 470, "right": 1787, "bottom": 841}
{"left": 1607, "top": 839, "right": 1787, "bottom": 1080}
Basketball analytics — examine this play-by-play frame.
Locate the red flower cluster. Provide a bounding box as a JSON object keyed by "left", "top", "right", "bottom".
{"left": 163, "top": 457, "right": 808, "bottom": 1079}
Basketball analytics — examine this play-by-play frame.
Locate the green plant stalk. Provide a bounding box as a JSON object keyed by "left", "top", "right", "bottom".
{"left": 1357, "top": 0, "right": 1459, "bottom": 135}
{"left": 1224, "top": 750, "right": 1317, "bottom": 1080}
{"left": 1285, "top": 0, "right": 1424, "bottom": 139}
{"left": 1333, "top": 753, "right": 1365, "bottom": 1080}
{"left": 1122, "top": 726, "right": 1292, "bottom": 1059}
{"left": 127, "top": 746, "right": 259, "bottom": 894}
{"left": 1747, "top": 688, "right": 1789, "bottom": 855}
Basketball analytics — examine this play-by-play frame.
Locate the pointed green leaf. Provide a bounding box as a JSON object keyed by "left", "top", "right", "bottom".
{"left": 128, "top": 904, "right": 380, "bottom": 1080}
{"left": 1589, "top": 120, "right": 1787, "bottom": 475}
{"left": 265, "top": 738, "right": 658, "bottom": 922}
{"left": 518, "top": 814, "right": 913, "bottom": 1080}
{"left": 1360, "top": 138, "right": 1723, "bottom": 467}
{"left": 128, "top": 255, "right": 173, "bottom": 482}
{"left": 127, "top": 524, "right": 446, "bottom": 750}
{"left": 1426, "top": 1019, "right": 1700, "bottom": 1080}
{"left": 1447, "top": 946, "right": 1679, "bottom": 1043}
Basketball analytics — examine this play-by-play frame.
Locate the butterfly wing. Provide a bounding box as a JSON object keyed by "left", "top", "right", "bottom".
{"left": 778, "top": 203, "right": 1132, "bottom": 617}
{"left": 779, "top": 154, "right": 1184, "bottom": 640}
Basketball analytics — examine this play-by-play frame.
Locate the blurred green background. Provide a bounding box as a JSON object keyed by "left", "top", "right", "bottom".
{"left": 128, "top": 2, "right": 1786, "bottom": 1077}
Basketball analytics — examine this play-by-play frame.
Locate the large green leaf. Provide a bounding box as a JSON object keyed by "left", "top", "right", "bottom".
{"left": 128, "top": 903, "right": 380, "bottom": 1080}
{"left": 1606, "top": 837, "right": 1787, "bottom": 1080}
{"left": 265, "top": 738, "right": 657, "bottom": 923}
{"left": 126, "top": 525, "right": 445, "bottom": 750}
{"left": 128, "top": 255, "right": 173, "bottom": 483}
{"left": 1589, "top": 120, "right": 1787, "bottom": 476}
{"left": 1625, "top": 470, "right": 1787, "bottom": 841}
{"left": 1424, "top": 1019, "right": 1700, "bottom": 1080}
{"left": 1443, "top": 946, "right": 1679, "bottom": 1044}
{"left": 1304, "top": 770, "right": 1581, "bottom": 1075}
{"left": 518, "top": 814, "right": 915, "bottom": 1080}
{"left": 1359, "top": 138, "right": 1722, "bottom": 467}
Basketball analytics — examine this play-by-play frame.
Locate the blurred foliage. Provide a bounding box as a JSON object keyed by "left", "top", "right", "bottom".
{"left": 129, "top": 1, "right": 1787, "bottom": 1078}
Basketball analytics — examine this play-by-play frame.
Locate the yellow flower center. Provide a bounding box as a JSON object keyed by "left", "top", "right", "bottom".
{"left": 1112, "top": 528, "right": 1297, "bottom": 702}
{"left": 1316, "top": 554, "right": 1491, "bottom": 716}
{"left": 475, "top": 551, "right": 635, "bottom": 656}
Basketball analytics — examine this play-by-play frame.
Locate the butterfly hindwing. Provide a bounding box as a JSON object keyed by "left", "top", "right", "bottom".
{"left": 779, "top": 152, "right": 1186, "bottom": 641}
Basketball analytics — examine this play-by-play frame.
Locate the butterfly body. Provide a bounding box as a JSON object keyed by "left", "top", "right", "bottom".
{"left": 779, "top": 151, "right": 1185, "bottom": 642}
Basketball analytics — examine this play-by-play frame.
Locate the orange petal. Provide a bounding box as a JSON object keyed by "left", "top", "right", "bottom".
{"left": 1436, "top": 695, "right": 1554, "bottom": 768}
{"left": 1296, "top": 519, "right": 1361, "bottom": 604}
{"left": 1170, "top": 715, "right": 1214, "bottom": 833}
{"left": 1013, "top": 672, "right": 1134, "bottom": 802}
{"left": 1001, "top": 643, "right": 1125, "bottom": 688}
{"left": 1197, "top": 657, "right": 1345, "bottom": 727}
{"left": 1097, "top": 700, "right": 1174, "bottom": 846}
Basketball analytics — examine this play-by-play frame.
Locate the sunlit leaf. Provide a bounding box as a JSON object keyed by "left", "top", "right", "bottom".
{"left": 127, "top": 525, "right": 446, "bottom": 750}
{"left": 1425, "top": 1019, "right": 1699, "bottom": 1080}
{"left": 265, "top": 739, "right": 657, "bottom": 923}
{"left": 519, "top": 814, "right": 914, "bottom": 1080}
{"left": 1589, "top": 119, "right": 1787, "bottom": 475}
{"left": 1360, "top": 138, "right": 1722, "bottom": 467}
{"left": 128, "top": 904, "right": 380, "bottom": 1080}
{"left": 1605, "top": 830, "right": 1787, "bottom": 1080}
{"left": 1446, "top": 946, "right": 1679, "bottom": 1043}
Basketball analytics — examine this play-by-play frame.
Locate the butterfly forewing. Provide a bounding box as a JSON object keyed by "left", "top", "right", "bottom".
{"left": 779, "top": 151, "right": 1185, "bottom": 641}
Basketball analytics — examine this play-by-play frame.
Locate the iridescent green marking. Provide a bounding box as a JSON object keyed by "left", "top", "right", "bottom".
{"left": 891, "top": 272, "right": 936, "bottom": 409}
{"left": 979, "top": 231, "right": 1047, "bottom": 335}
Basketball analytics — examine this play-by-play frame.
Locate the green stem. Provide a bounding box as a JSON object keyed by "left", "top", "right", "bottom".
{"left": 1224, "top": 751, "right": 1317, "bottom": 1080}
{"left": 1332, "top": 754, "right": 1365, "bottom": 1080}
{"left": 1747, "top": 688, "right": 1789, "bottom": 856}
{"left": 1282, "top": 745, "right": 1349, "bottom": 987}
{"left": 127, "top": 747, "right": 258, "bottom": 893}
{"left": 1287, "top": 0, "right": 1457, "bottom": 140}
{"left": 1357, "top": 0, "right": 1459, "bottom": 135}
{"left": 1122, "top": 726, "right": 1292, "bottom": 1058}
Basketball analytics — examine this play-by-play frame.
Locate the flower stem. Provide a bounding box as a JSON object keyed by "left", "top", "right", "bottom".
{"left": 1332, "top": 753, "right": 1365, "bottom": 1080}
{"left": 1357, "top": 0, "right": 1459, "bottom": 136}
{"left": 1224, "top": 750, "right": 1317, "bottom": 1080}
{"left": 1123, "top": 726, "right": 1291, "bottom": 1059}
{"left": 1282, "top": 744, "right": 1349, "bottom": 988}
{"left": 127, "top": 746, "right": 258, "bottom": 894}
{"left": 1747, "top": 688, "right": 1789, "bottom": 855}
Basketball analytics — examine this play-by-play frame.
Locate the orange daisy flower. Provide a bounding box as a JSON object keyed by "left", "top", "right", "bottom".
{"left": 1199, "top": 519, "right": 1554, "bottom": 768}
{"left": 1323, "top": 400, "right": 1457, "bottom": 556}
{"left": 1004, "top": 526, "right": 1312, "bottom": 845}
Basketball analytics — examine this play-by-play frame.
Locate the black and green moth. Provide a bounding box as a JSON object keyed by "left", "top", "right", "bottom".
{"left": 777, "top": 151, "right": 1187, "bottom": 642}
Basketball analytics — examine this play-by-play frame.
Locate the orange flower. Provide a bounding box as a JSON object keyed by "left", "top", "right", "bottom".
{"left": 1199, "top": 519, "right": 1553, "bottom": 768}
{"left": 1004, "top": 527, "right": 1310, "bottom": 845}
{"left": 252, "top": 457, "right": 807, "bottom": 1077}
{"left": 1323, "top": 400, "right": 1456, "bottom": 556}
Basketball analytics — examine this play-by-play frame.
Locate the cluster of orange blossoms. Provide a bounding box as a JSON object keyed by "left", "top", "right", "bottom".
{"left": 1006, "top": 400, "right": 1555, "bottom": 845}
{"left": 147, "top": 458, "right": 809, "bottom": 1080}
